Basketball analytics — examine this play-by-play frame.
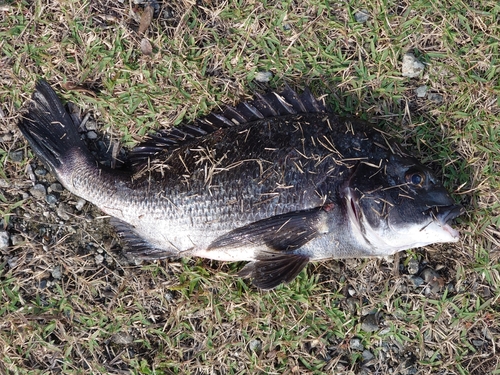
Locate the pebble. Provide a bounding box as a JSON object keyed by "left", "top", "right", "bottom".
{"left": 49, "top": 183, "right": 64, "bottom": 193}
{"left": 410, "top": 276, "right": 424, "bottom": 287}
{"left": 30, "top": 184, "right": 47, "bottom": 199}
{"left": 407, "top": 258, "right": 419, "bottom": 275}
{"left": 249, "top": 339, "right": 262, "bottom": 353}
{"left": 428, "top": 93, "right": 443, "bottom": 103}
{"left": 51, "top": 265, "right": 62, "bottom": 279}
{"left": 7, "top": 257, "right": 18, "bottom": 268}
{"left": 164, "top": 291, "right": 174, "bottom": 302}
{"left": 9, "top": 151, "right": 24, "bottom": 163}
{"left": 0, "top": 230, "right": 9, "bottom": 249}
{"left": 402, "top": 53, "right": 425, "bottom": 78}
{"left": 472, "top": 339, "right": 484, "bottom": 347}
{"left": 355, "top": 10, "right": 370, "bottom": 23}
{"left": 11, "top": 234, "right": 24, "bottom": 246}
{"left": 46, "top": 194, "right": 58, "bottom": 204}
{"left": 350, "top": 338, "right": 364, "bottom": 351}
{"left": 75, "top": 198, "right": 86, "bottom": 211}
{"left": 362, "top": 349, "right": 374, "bottom": 361}
{"left": 95, "top": 254, "right": 104, "bottom": 264}
{"left": 254, "top": 71, "right": 273, "bottom": 83}
{"left": 111, "top": 332, "right": 134, "bottom": 345}
{"left": 415, "top": 85, "right": 428, "bottom": 98}
{"left": 34, "top": 167, "right": 48, "bottom": 176}
{"left": 86, "top": 131, "right": 98, "bottom": 140}
{"left": 360, "top": 313, "right": 379, "bottom": 332}
{"left": 56, "top": 204, "right": 71, "bottom": 221}
{"left": 421, "top": 268, "right": 444, "bottom": 293}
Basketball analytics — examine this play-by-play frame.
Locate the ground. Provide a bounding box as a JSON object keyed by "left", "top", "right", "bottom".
{"left": 0, "top": 0, "right": 499, "bottom": 374}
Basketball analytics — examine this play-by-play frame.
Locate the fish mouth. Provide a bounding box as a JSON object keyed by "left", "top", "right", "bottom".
{"left": 427, "top": 205, "right": 464, "bottom": 239}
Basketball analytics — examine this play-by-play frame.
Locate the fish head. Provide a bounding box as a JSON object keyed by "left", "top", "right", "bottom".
{"left": 344, "top": 154, "right": 463, "bottom": 254}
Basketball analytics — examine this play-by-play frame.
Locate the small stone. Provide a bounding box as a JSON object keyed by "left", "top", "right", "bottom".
{"left": 75, "top": 199, "right": 86, "bottom": 211}
{"left": 428, "top": 93, "right": 443, "bottom": 103}
{"left": 140, "top": 38, "right": 153, "bottom": 55}
{"left": 0, "top": 230, "right": 9, "bottom": 249}
{"left": 95, "top": 254, "right": 104, "bottom": 265}
{"left": 9, "top": 151, "right": 24, "bottom": 163}
{"left": 111, "top": 332, "right": 134, "bottom": 345}
{"left": 56, "top": 204, "right": 71, "bottom": 221}
{"left": 249, "top": 339, "right": 262, "bottom": 353}
{"left": 354, "top": 10, "right": 370, "bottom": 23}
{"left": 350, "top": 338, "right": 364, "bottom": 351}
{"left": 362, "top": 349, "right": 374, "bottom": 361}
{"left": 7, "top": 257, "right": 18, "bottom": 268}
{"left": 51, "top": 265, "right": 62, "bottom": 279}
{"left": 11, "top": 234, "right": 24, "bottom": 246}
{"left": 415, "top": 85, "right": 428, "bottom": 98}
{"left": 410, "top": 276, "right": 424, "bottom": 287}
{"left": 402, "top": 53, "right": 425, "bottom": 78}
{"left": 407, "top": 258, "right": 419, "bottom": 275}
{"left": 254, "top": 71, "right": 273, "bottom": 83}
{"left": 30, "top": 184, "right": 46, "bottom": 199}
{"left": 164, "top": 291, "right": 174, "bottom": 302}
{"left": 86, "top": 131, "right": 98, "bottom": 140}
{"left": 348, "top": 286, "right": 356, "bottom": 296}
{"left": 360, "top": 313, "right": 379, "bottom": 332}
{"left": 1, "top": 133, "right": 12, "bottom": 142}
{"left": 46, "top": 194, "right": 58, "bottom": 204}
{"left": 34, "top": 167, "right": 48, "bottom": 176}
{"left": 421, "top": 268, "right": 444, "bottom": 293}
{"left": 49, "top": 183, "right": 64, "bottom": 193}
{"left": 472, "top": 339, "right": 484, "bottom": 347}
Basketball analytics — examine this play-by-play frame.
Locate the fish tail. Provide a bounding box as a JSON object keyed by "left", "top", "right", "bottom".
{"left": 18, "top": 80, "right": 95, "bottom": 183}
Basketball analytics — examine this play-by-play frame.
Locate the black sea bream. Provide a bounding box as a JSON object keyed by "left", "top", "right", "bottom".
{"left": 18, "top": 80, "right": 463, "bottom": 289}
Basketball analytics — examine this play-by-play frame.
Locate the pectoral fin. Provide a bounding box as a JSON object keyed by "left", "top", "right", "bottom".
{"left": 238, "top": 253, "right": 310, "bottom": 290}
{"left": 208, "top": 207, "right": 329, "bottom": 251}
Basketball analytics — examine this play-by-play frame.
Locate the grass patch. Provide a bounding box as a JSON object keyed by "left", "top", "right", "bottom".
{"left": 1, "top": 0, "right": 499, "bottom": 373}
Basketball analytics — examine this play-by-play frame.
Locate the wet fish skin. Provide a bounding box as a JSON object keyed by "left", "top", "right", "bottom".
{"left": 18, "top": 80, "right": 463, "bottom": 290}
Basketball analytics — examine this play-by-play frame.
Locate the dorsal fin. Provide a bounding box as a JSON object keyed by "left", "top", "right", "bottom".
{"left": 128, "top": 87, "right": 327, "bottom": 168}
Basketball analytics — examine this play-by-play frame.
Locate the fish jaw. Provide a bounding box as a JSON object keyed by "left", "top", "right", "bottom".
{"left": 345, "top": 188, "right": 462, "bottom": 256}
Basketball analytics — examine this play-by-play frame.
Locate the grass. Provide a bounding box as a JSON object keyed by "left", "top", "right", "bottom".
{"left": 1, "top": 0, "right": 499, "bottom": 374}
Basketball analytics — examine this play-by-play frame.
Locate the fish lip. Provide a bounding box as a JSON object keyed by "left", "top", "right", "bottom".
{"left": 427, "top": 204, "right": 464, "bottom": 240}
{"left": 432, "top": 205, "right": 464, "bottom": 225}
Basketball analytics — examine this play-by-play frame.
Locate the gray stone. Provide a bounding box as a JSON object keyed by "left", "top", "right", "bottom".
{"left": 254, "top": 71, "right": 273, "bottom": 83}
{"left": 361, "top": 313, "right": 379, "bottom": 332}
{"left": 362, "top": 349, "right": 374, "bottom": 361}
{"left": 415, "top": 85, "right": 428, "bottom": 98}
{"left": 34, "top": 167, "right": 48, "bottom": 176}
{"left": 402, "top": 53, "right": 425, "bottom": 78}
{"left": 46, "top": 194, "right": 58, "bottom": 204}
{"left": 49, "top": 183, "right": 64, "bottom": 193}
{"left": 350, "top": 337, "right": 364, "bottom": 351}
{"left": 30, "top": 184, "right": 46, "bottom": 199}
{"left": 51, "top": 265, "right": 62, "bottom": 279}
{"left": 355, "top": 10, "right": 370, "bottom": 23}
{"left": 0, "top": 230, "right": 9, "bottom": 249}
{"left": 9, "top": 151, "right": 24, "bottom": 163}
{"left": 249, "top": 339, "right": 262, "bottom": 353}
{"left": 428, "top": 93, "right": 443, "bottom": 103}
{"left": 407, "top": 258, "right": 419, "bottom": 274}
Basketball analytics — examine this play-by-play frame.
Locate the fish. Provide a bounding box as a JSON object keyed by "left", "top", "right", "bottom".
{"left": 18, "top": 80, "right": 463, "bottom": 290}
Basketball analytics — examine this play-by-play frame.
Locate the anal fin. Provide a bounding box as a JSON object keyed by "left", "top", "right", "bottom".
{"left": 110, "top": 218, "right": 177, "bottom": 260}
{"left": 238, "top": 253, "right": 310, "bottom": 290}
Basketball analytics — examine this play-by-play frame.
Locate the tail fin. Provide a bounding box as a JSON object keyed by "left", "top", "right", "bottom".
{"left": 18, "top": 80, "right": 91, "bottom": 177}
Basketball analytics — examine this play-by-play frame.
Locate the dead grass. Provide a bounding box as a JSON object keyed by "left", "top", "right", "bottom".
{"left": 0, "top": 0, "right": 499, "bottom": 374}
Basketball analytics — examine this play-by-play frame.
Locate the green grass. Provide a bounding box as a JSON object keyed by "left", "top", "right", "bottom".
{"left": 1, "top": 0, "right": 499, "bottom": 373}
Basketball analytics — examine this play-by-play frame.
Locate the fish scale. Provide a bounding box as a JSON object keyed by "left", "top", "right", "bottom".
{"left": 18, "top": 80, "right": 463, "bottom": 290}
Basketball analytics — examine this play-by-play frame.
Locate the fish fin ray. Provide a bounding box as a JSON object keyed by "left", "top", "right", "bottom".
{"left": 110, "top": 218, "right": 177, "bottom": 260}
{"left": 238, "top": 253, "right": 309, "bottom": 290}
{"left": 129, "top": 87, "right": 326, "bottom": 168}
{"left": 208, "top": 207, "right": 328, "bottom": 251}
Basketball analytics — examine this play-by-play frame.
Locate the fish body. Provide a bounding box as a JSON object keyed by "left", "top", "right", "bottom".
{"left": 18, "top": 81, "right": 462, "bottom": 289}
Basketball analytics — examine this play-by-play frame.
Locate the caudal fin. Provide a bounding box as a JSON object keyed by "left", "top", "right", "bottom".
{"left": 18, "top": 80, "right": 91, "bottom": 178}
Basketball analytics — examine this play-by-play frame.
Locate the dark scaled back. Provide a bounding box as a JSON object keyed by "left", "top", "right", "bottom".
{"left": 128, "top": 86, "right": 328, "bottom": 168}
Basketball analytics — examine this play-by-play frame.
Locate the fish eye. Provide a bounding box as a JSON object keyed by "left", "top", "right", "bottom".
{"left": 405, "top": 171, "right": 425, "bottom": 187}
